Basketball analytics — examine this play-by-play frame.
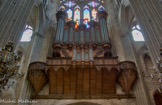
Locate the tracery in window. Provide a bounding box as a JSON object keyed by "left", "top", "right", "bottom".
{"left": 64, "top": 1, "right": 76, "bottom": 7}
{"left": 67, "top": 9, "right": 73, "bottom": 21}
{"left": 21, "top": 25, "right": 33, "bottom": 42}
{"left": 88, "top": 1, "right": 99, "bottom": 7}
{"left": 83, "top": 6, "right": 90, "bottom": 28}
{"left": 131, "top": 24, "right": 145, "bottom": 41}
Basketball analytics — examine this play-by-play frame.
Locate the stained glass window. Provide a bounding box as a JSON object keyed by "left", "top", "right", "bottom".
{"left": 83, "top": 6, "right": 90, "bottom": 28}
{"left": 59, "top": 0, "right": 105, "bottom": 28}
{"left": 91, "top": 9, "right": 97, "bottom": 21}
{"left": 64, "top": 1, "right": 76, "bottom": 7}
{"left": 67, "top": 9, "right": 73, "bottom": 21}
{"left": 74, "top": 6, "right": 80, "bottom": 28}
{"left": 21, "top": 25, "right": 33, "bottom": 42}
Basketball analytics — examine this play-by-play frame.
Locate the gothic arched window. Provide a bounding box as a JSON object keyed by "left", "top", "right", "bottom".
{"left": 21, "top": 25, "right": 33, "bottom": 42}
{"left": 74, "top": 6, "right": 80, "bottom": 28}
{"left": 91, "top": 9, "right": 97, "bottom": 21}
{"left": 67, "top": 9, "right": 73, "bottom": 21}
{"left": 131, "top": 24, "right": 145, "bottom": 41}
{"left": 83, "top": 6, "right": 90, "bottom": 28}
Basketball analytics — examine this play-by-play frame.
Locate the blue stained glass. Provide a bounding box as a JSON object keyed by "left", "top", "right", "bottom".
{"left": 83, "top": 8, "right": 90, "bottom": 28}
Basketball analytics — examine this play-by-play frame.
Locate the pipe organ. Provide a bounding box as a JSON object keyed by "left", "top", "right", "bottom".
{"left": 28, "top": 10, "right": 137, "bottom": 99}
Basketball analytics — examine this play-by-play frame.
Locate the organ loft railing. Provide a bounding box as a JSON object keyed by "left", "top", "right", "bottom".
{"left": 27, "top": 10, "right": 137, "bottom": 99}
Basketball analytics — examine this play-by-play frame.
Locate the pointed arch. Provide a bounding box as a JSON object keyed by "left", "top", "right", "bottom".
{"left": 98, "top": 5, "right": 105, "bottom": 11}
{"left": 83, "top": 6, "right": 90, "bottom": 28}
{"left": 74, "top": 5, "right": 80, "bottom": 28}
{"left": 91, "top": 9, "right": 97, "bottom": 21}
{"left": 67, "top": 8, "right": 73, "bottom": 21}
{"left": 59, "top": 5, "right": 65, "bottom": 11}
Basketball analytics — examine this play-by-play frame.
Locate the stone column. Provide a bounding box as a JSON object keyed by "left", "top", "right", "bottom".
{"left": 129, "top": 0, "right": 162, "bottom": 68}
{"left": 55, "top": 11, "right": 67, "bottom": 43}
{"left": 98, "top": 11, "right": 109, "bottom": 43}
{"left": 121, "top": 33, "right": 151, "bottom": 105}
{"left": 0, "top": 0, "right": 35, "bottom": 48}
{"left": 18, "top": 32, "right": 45, "bottom": 105}
{"left": 30, "top": 32, "right": 44, "bottom": 62}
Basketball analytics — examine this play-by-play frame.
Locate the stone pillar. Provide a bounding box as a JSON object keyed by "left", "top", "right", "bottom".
{"left": 0, "top": 0, "right": 35, "bottom": 48}
{"left": 55, "top": 11, "right": 67, "bottom": 43}
{"left": 18, "top": 32, "right": 45, "bottom": 105}
{"left": 67, "top": 21, "right": 75, "bottom": 44}
{"left": 98, "top": 11, "right": 109, "bottom": 43}
{"left": 129, "top": 0, "right": 162, "bottom": 68}
{"left": 121, "top": 33, "right": 151, "bottom": 105}
{"left": 30, "top": 32, "right": 44, "bottom": 62}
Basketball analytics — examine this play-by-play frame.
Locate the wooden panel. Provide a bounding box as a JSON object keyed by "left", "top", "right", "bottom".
{"left": 76, "top": 67, "right": 83, "bottom": 95}
{"left": 70, "top": 67, "right": 76, "bottom": 95}
{"left": 83, "top": 67, "right": 90, "bottom": 96}
{"left": 103, "top": 67, "right": 118, "bottom": 94}
{"left": 48, "top": 66, "right": 119, "bottom": 98}
{"left": 90, "top": 68, "right": 96, "bottom": 95}
{"left": 102, "top": 68, "right": 109, "bottom": 94}
{"left": 96, "top": 69, "right": 102, "bottom": 95}
{"left": 57, "top": 68, "right": 64, "bottom": 94}
{"left": 107, "top": 68, "right": 118, "bottom": 94}
{"left": 64, "top": 70, "right": 70, "bottom": 94}
{"left": 48, "top": 69, "right": 57, "bottom": 94}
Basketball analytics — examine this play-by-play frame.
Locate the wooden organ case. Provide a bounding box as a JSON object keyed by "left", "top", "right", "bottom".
{"left": 28, "top": 10, "right": 137, "bottom": 99}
